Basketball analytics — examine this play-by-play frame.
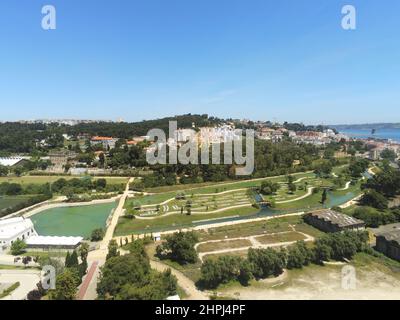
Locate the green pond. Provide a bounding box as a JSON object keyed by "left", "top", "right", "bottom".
{"left": 31, "top": 202, "right": 117, "bottom": 238}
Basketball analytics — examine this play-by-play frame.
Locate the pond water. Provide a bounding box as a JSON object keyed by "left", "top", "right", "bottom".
{"left": 31, "top": 201, "right": 117, "bottom": 238}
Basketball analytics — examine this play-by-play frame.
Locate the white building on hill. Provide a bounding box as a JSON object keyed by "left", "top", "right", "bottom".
{"left": 0, "top": 217, "right": 37, "bottom": 252}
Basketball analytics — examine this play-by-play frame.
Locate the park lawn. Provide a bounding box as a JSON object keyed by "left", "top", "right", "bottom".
{"left": 20, "top": 251, "right": 67, "bottom": 259}
{"left": 0, "top": 264, "right": 39, "bottom": 270}
{"left": 292, "top": 222, "right": 324, "bottom": 238}
{"left": 0, "top": 195, "right": 36, "bottom": 210}
{"left": 196, "top": 239, "right": 252, "bottom": 253}
{"left": 202, "top": 250, "right": 249, "bottom": 261}
{"left": 126, "top": 192, "right": 176, "bottom": 207}
{"left": 114, "top": 206, "right": 258, "bottom": 236}
{"left": 274, "top": 191, "right": 323, "bottom": 210}
{"left": 254, "top": 231, "right": 306, "bottom": 245}
{"left": 332, "top": 164, "right": 350, "bottom": 175}
{"left": 0, "top": 176, "right": 128, "bottom": 186}
{"left": 197, "top": 216, "right": 304, "bottom": 242}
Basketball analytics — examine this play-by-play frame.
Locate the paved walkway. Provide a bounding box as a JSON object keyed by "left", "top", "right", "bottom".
{"left": 81, "top": 178, "right": 133, "bottom": 300}
{"left": 77, "top": 261, "right": 98, "bottom": 300}
{"left": 0, "top": 269, "right": 41, "bottom": 300}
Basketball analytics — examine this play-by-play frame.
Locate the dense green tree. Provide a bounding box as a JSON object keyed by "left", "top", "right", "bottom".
{"left": 321, "top": 189, "right": 328, "bottom": 204}
{"left": 360, "top": 190, "right": 389, "bottom": 210}
{"left": 199, "top": 256, "right": 252, "bottom": 289}
{"left": 313, "top": 241, "right": 332, "bottom": 264}
{"left": 49, "top": 269, "right": 80, "bottom": 300}
{"left": 364, "top": 167, "right": 400, "bottom": 197}
{"left": 259, "top": 181, "right": 280, "bottom": 195}
{"left": 106, "top": 240, "right": 120, "bottom": 260}
{"left": 65, "top": 251, "right": 79, "bottom": 268}
{"left": 380, "top": 148, "right": 397, "bottom": 161}
{"left": 353, "top": 206, "right": 397, "bottom": 227}
{"left": 348, "top": 158, "right": 369, "bottom": 178}
{"left": 156, "top": 231, "right": 198, "bottom": 265}
{"left": 10, "top": 239, "right": 27, "bottom": 255}
{"left": 97, "top": 240, "right": 177, "bottom": 300}
{"left": 248, "top": 248, "right": 285, "bottom": 279}
{"left": 0, "top": 165, "right": 8, "bottom": 177}
{"left": 91, "top": 228, "right": 105, "bottom": 241}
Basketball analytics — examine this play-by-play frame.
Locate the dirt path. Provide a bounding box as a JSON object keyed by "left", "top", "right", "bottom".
{"left": 338, "top": 181, "right": 351, "bottom": 191}
{"left": 149, "top": 259, "right": 208, "bottom": 300}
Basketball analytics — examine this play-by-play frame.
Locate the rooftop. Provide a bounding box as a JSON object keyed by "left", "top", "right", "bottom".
{"left": 0, "top": 157, "right": 28, "bottom": 167}
{"left": 26, "top": 236, "right": 83, "bottom": 246}
{"left": 91, "top": 136, "right": 116, "bottom": 141}
{"left": 372, "top": 223, "right": 400, "bottom": 243}
{"left": 308, "top": 209, "right": 365, "bottom": 228}
{"left": 0, "top": 217, "right": 34, "bottom": 240}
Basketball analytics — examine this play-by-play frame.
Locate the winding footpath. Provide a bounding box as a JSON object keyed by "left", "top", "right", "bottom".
{"left": 275, "top": 187, "right": 314, "bottom": 204}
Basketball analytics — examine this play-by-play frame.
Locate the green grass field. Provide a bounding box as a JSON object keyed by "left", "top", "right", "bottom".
{"left": 0, "top": 195, "right": 36, "bottom": 210}
{"left": 197, "top": 216, "right": 323, "bottom": 242}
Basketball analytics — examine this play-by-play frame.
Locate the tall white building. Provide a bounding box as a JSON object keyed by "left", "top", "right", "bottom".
{"left": 0, "top": 217, "right": 37, "bottom": 252}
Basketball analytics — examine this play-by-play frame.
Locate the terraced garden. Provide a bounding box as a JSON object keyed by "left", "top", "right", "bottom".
{"left": 116, "top": 166, "right": 363, "bottom": 235}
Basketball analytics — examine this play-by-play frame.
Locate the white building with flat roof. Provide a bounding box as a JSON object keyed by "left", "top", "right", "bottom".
{"left": 0, "top": 217, "right": 37, "bottom": 252}
{"left": 0, "top": 217, "right": 84, "bottom": 253}
{"left": 26, "top": 236, "right": 83, "bottom": 251}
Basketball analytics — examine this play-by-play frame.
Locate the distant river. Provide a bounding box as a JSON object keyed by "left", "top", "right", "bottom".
{"left": 339, "top": 128, "right": 400, "bottom": 143}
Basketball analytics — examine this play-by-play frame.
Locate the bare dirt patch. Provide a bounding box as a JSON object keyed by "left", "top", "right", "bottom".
{"left": 255, "top": 232, "right": 306, "bottom": 245}
{"left": 197, "top": 239, "right": 252, "bottom": 253}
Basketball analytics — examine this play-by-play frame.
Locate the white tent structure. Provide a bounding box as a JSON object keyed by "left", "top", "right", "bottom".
{"left": 26, "top": 236, "right": 83, "bottom": 250}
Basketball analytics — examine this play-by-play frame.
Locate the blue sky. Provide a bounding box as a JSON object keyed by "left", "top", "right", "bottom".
{"left": 0, "top": 0, "right": 399, "bottom": 124}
